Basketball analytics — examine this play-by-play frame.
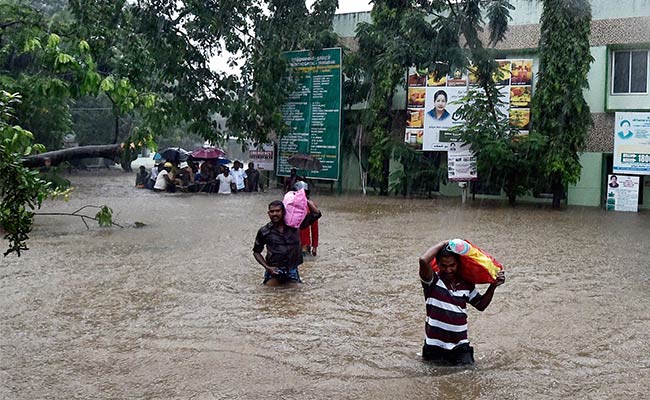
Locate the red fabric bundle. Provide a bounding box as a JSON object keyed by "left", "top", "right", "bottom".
{"left": 430, "top": 239, "right": 503, "bottom": 284}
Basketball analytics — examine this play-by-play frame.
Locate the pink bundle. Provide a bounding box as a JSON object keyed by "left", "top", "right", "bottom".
{"left": 283, "top": 188, "right": 308, "bottom": 228}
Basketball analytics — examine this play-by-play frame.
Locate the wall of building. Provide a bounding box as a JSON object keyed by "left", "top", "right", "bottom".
{"left": 331, "top": 1, "right": 650, "bottom": 209}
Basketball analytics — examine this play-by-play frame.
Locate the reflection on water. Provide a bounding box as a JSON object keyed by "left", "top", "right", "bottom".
{"left": 1, "top": 170, "right": 649, "bottom": 399}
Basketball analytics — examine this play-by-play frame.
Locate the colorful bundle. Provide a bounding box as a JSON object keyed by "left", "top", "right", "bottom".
{"left": 282, "top": 188, "right": 308, "bottom": 228}
{"left": 430, "top": 239, "right": 503, "bottom": 284}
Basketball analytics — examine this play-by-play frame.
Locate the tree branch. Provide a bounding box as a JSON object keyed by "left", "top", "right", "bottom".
{"left": 35, "top": 205, "right": 124, "bottom": 229}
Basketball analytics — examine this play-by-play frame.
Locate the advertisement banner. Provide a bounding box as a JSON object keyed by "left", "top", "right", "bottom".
{"left": 405, "top": 59, "right": 533, "bottom": 152}
{"left": 278, "top": 48, "right": 341, "bottom": 181}
{"left": 606, "top": 174, "right": 639, "bottom": 212}
{"left": 249, "top": 143, "right": 275, "bottom": 171}
{"left": 613, "top": 112, "right": 650, "bottom": 175}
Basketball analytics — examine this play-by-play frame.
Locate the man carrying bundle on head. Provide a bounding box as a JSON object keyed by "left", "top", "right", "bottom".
{"left": 418, "top": 240, "right": 506, "bottom": 365}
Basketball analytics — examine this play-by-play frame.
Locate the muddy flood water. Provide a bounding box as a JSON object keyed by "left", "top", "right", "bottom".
{"left": 1, "top": 170, "right": 649, "bottom": 400}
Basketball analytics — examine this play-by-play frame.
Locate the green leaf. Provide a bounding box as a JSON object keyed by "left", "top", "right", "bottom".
{"left": 47, "top": 34, "right": 61, "bottom": 48}
{"left": 100, "top": 77, "right": 115, "bottom": 92}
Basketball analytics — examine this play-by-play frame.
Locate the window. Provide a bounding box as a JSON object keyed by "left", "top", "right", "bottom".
{"left": 612, "top": 50, "right": 648, "bottom": 94}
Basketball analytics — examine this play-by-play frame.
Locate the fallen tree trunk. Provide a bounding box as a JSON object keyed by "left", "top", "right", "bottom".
{"left": 21, "top": 144, "right": 125, "bottom": 168}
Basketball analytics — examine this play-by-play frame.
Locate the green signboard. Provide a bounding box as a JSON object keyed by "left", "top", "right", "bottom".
{"left": 278, "top": 48, "right": 341, "bottom": 181}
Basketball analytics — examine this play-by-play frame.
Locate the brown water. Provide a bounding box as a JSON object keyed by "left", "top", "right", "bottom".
{"left": 1, "top": 170, "right": 649, "bottom": 399}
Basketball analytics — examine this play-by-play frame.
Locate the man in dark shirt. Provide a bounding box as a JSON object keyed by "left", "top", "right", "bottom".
{"left": 253, "top": 200, "right": 320, "bottom": 286}
{"left": 245, "top": 162, "right": 261, "bottom": 192}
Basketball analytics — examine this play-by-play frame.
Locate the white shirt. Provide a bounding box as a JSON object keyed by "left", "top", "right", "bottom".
{"left": 216, "top": 173, "right": 234, "bottom": 194}
{"left": 230, "top": 168, "right": 247, "bottom": 190}
{"left": 154, "top": 170, "right": 169, "bottom": 190}
{"left": 150, "top": 166, "right": 158, "bottom": 181}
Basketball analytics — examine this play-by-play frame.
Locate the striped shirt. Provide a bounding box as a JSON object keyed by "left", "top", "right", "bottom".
{"left": 421, "top": 274, "right": 482, "bottom": 350}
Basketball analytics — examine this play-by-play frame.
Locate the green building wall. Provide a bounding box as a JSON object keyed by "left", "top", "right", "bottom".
{"left": 331, "top": 0, "right": 650, "bottom": 209}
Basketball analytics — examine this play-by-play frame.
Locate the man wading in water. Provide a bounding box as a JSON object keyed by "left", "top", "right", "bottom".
{"left": 418, "top": 241, "right": 505, "bottom": 365}
{"left": 253, "top": 200, "right": 320, "bottom": 287}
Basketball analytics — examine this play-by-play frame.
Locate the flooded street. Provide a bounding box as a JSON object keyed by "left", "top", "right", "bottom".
{"left": 1, "top": 170, "right": 649, "bottom": 399}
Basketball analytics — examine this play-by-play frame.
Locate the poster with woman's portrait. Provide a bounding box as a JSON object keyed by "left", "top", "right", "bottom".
{"left": 423, "top": 86, "right": 466, "bottom": 150}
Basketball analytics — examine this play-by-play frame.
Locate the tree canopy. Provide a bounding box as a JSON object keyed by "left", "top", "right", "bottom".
{"left": 352, "top": 0, "right": 515, "bottom": 195}
{"left": 532, "top": 0, "right": 593, "bottom": 208}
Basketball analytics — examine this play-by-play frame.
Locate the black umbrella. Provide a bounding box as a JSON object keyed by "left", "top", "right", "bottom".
{"left": 158, "top": 147, "right": 190, "bottom": 163}
{"left": 287, "top": 154, "right": 322, "bottom": 172}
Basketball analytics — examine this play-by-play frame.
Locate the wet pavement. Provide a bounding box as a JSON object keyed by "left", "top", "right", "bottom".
{"left": 1, "top": 169, "right": 649, "bottom": 399}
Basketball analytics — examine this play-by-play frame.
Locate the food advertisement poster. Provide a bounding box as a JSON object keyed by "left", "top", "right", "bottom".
{"left": 613, "top": 112, "right": 650, "bottom": 175}
{"left": 405, "top": 59, "right": 533, "bottom": 152}
{"left": 606, "top": 174, "right": 639, "bottom": 212}
{"left": 279, "top": 48, "right": 341, "bottom": 180}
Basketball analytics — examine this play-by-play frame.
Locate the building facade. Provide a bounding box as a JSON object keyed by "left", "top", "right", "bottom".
{"left": 332, "top": 0, "right": 650, "bottom": 209}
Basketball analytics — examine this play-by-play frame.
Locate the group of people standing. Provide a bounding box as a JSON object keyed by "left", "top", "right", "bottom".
{"left": 135, "top": 160, "right": 262, "bottom": 194}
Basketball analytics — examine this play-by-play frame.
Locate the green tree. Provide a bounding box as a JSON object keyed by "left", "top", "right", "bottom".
{"left": 447, "top": 0, "right": 547, "bottom": 205}
{"left": 0, "top": 91, "right": 49, "bottom": 256}
{"left": 229, "top": 0, "right": 339, "bottom": 145}
{"left": 453, "top": 85, "right": 545, "bottom": 205}
{"left": 353, "top": 0, "right": 515, "bottom": 195}
{"left": 532, "top": 0, "right": 593, "bottom": 208}
{"left": 1, "top": 2, "right": 154, "bottom": 256}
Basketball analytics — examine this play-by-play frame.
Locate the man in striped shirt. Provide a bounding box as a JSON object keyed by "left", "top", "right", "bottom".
{"left": 418, "top": 241, "right": 506, "bottom": 365}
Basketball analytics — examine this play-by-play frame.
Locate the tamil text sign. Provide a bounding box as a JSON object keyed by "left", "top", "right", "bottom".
{"left": 278, "top": 48, "right": 341, "bottom": 180}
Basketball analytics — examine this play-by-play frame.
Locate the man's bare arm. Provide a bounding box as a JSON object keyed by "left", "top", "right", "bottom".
{"left": 418, "top": 241, "right": 448, "bottom": 282}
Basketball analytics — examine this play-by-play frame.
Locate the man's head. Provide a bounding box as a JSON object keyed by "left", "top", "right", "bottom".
{"left": 233, "top": 161, "right": 241, "bottom": 170}
{"left": 223, "top": 167, "right": 230, "bottom": 176}
{"left": 248, "top": 162, "right": 254, "bottom": 169}
{"left": 164, "top": 162, "right": 173, "bottom": 171}
{"left": 436, "top": 248, "right": 460, "bottom": 282}
{"left": 139, "top": 165, "right": 146, "bottom": 171}
{"left": 267, "top": 200, "right": 285, "bottom": 224}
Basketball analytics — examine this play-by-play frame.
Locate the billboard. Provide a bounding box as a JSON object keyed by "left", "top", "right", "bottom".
{"left": 606, "top": 174, "right": 639, "bottom": 212}
{"left": 405, "top": 59, "right": 533, "bottom": 152}
{"left": 278, "top": 48, "right": 342, "bottom": 181}
{"left": 249, "top": 143, "right": 275, "bottom": 171}
{"left": 613, "top": 112, "right": 650, "bottom": 175}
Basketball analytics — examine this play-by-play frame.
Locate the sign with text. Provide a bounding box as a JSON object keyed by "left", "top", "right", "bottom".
{"left": 249, "top": 142, "right": 275, "bottom": 171}
{"left": 613, "top": 112, "right": 650, "bottom": 175}
{"left": 405, "top": 59, "right": 533, "bottom": 151}
{"left": 278, "top": 48, "right": 341, "bottom": 180}
{"left": 447, "top": 142, "right": 478, "bottom": 182}
{"left": 606, "top": 174, "right": 639, "bottom": 212}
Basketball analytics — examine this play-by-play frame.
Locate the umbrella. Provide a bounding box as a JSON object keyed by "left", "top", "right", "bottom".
{"left": 158, "top": 147, "right": 190, "bottom": 163}
{"left": 191, "top": 147, "right": 226, "bottom": 160}
{"left": 287, "top": 154, "right": 322, "bottom": 171}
